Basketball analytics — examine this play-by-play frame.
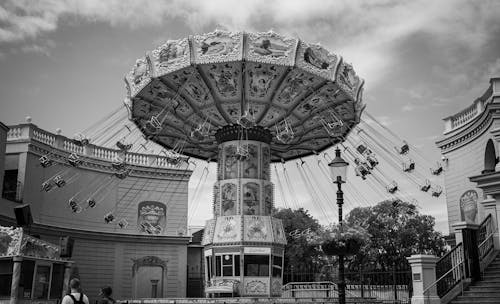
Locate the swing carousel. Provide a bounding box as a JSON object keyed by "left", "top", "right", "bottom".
{"left": 123, "top": 30, "right": 365, "bottom": 297}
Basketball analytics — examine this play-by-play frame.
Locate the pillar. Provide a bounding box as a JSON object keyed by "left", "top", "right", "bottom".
{"left": 10, "top": 256, "right": 23, "bottom": 304}
{"left": 480, "top": 195, "right": 500, "bottom": 250}
{"left": 452, "top": 221, "right": 481, "bottom": 281}
{"left": 407, "top": 255, "right": 439, "bottom": 304}
{"left": 62, "top": 261, "right": 74, "bottom": 297}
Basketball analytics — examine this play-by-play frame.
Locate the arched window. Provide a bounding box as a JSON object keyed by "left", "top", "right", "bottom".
{"left": 483, "top": 139, "right": 497, "bottom": 174}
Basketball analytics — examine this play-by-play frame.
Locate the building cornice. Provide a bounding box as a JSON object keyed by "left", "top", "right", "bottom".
{"left": 0, "top": 214, "right": 191, "bottom": 245}
{"left": 6, "top": 123, "right": 193, "bottom": 179}
{"left": 0, "top": 121, "right": 8, "bottom": 132}
{"left": 469, "top": 171, "right": 500, "bottom": 195}
{"left": 436, "top": 103, "right": 500, "bottom": 154}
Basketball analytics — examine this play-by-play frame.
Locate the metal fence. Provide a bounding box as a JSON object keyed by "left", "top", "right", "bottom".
{"left": 283, "top": 264, "right": 412, "bottom": 304}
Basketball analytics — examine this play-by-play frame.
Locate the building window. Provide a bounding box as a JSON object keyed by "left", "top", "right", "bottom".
{"left": 0, "top": 260, "right": 13, "bottom": 297}
{"left": 2, "top": 169, "right": 18, "bottom": 201}
{"left": 205, "top": 256, "right": 212, "bottom": 278}
{"left": 272, "top": 255, "right": 282, "bottom": 278}
{"left": 214, "top": 254, "right": 240, "bottom": 277}
{"left": 244, "top": 255, "right": 269, "bottom": 277}
{"left": 151, "top": 280, "right": 159, "bottom": 298}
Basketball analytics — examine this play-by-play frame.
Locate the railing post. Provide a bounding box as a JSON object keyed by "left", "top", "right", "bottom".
{"left": 392, "top": 262, "right": 397, "bottom": 301}
{"left": 407, "top": 255, "right": 439, "bottom": 304}
{"left": 359, "top": 268, "right": 364, "bottom": 298}
{"left": 481, "top": 195, "right": 500, "bottom": 250}
{"left": 452, "top": 221, "right": 481, "bottom": 281}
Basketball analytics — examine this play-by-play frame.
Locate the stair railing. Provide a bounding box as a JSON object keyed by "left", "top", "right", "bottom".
{"left": 478, "top": 214, "right": 495, "bottom": 264}
{"left": 423, "top": 243, "right": 466, "bottom": 304}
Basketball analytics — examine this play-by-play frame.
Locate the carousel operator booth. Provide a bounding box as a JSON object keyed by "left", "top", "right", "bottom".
{"left": 0, "top": 226, "right": 72, "bottom": 304}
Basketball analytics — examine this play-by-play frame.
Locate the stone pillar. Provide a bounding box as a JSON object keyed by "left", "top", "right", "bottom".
{"left": 452, "top": 221, "right": 481, "bottom": 281}
{"left": 10, "top": 256, "right": 23, "bottom": 304}
{"left": 62, "top": 261, "right": 74, "bottom": 297}
{"left": 407, "top": 255, "right": 439, "bottom": 304}
{"left": 480, "top": 195, "right": 500, "bottom": 250}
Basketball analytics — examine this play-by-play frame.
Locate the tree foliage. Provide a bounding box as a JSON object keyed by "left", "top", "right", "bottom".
{"left": 344, "top": 200, "right": 448, "bottom": 270}
{"left": 273, "top": 207, "right": 322, "bottom": 268}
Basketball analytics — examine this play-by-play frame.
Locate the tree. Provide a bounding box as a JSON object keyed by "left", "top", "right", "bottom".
{"left": 273, "top": 207, "right": 322, "bottom": 269}
{"left": 344, "top": 199, "right": 448, "bottom": 271}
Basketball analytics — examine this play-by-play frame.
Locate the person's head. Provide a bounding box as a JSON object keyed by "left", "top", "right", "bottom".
{"left": 100, "top": 286, "right": 112, "bottom": 298}
{"left": 69, "top": 278, "right": 81, "bottom": 292}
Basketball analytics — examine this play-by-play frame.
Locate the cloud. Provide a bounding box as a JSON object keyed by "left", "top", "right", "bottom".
{"left": 1, "top": 0, "right": 499, "bottom": 86}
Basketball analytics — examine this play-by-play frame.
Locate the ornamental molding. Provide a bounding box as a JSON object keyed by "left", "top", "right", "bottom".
{"left": 436, "top": 103, "right": 500, "bottom": 154}
{"left": 0, "top": 214, "right": 191, "bottom": 244}
{"left": 16, "top": 134, "right": 192, "bottom": 180}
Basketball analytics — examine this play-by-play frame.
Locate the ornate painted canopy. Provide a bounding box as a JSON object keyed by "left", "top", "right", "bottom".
{"left": 125, "top": 30, "right": 365, "bottom": 162}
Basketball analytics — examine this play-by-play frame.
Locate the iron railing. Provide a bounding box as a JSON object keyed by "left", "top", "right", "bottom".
{"left": 283, "top": 264, "right": 412, "bottom": 304}
{"left": 478, "top": 214, "right": 495, "bottom": 261}
{"left": 423, "top": 243, "right": 465, "bottom": 303}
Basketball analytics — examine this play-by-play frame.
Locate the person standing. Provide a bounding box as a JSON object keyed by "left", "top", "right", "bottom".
{"left": 98, "top": 287, "right": 116, "bottom": 304}
{"left": 62, "top": 279, "right": 89, "bottom": 304}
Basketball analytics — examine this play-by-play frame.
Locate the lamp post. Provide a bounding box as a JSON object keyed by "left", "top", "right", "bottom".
{"left": 328, "top": 147, "right": 349, "bottom": 304}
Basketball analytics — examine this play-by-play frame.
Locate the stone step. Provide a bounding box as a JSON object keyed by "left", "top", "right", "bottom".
{"left": 469, "top": 285, "right": 500, "bottom": 290}
{"left": 463, "top": 291, "right": 500, "bottom": 297}
{"left": 470, "top": 283, "right": 500, "bottom": 289}
{"left": 452, "top": 298, "right": 500, "bottom": 304}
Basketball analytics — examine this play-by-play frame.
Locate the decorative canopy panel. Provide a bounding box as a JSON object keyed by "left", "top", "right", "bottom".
{"left": 125, "top": 30, "right": 365, "bottom": 162}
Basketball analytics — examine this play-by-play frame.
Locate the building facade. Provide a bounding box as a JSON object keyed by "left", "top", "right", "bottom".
{"left": 436, "top": 77, "right": 500, "bottom": 242}
{"left": 0, "top": 121, "right": 194, "bottom": 302}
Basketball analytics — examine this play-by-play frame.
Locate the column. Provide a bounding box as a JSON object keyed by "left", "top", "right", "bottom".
{"left": 452, "top": 221, "right": 481, "bottom": 281}
{"left": 480, "top": 195, "right": 500, "bottom": 250}
{"left": 62, "top": 261, "right": 74, "bottom": 297}
{"left": 10, "top": 256, "right": 23, "bottom": 304}
{"left": 407, "top": 255, "right": 439, "bottom": 304}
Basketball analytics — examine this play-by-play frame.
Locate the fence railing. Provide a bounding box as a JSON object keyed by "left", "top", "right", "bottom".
{"left": 478, "top": 214, "right": 495, "bottom": 261}
{"left": 423, "top": 243, "right": 465, "bottom": 303}
{"left": 283, "top": 264, "right": 412, "bottom": 304}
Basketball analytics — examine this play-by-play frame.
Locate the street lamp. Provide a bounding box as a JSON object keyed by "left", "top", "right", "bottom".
{"left": 328, "top": 147, "right": 349, "bottom": 304}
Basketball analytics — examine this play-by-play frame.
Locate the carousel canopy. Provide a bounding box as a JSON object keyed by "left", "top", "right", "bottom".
{"left": 125, "top": 30, "right": 365, "bottom": 162}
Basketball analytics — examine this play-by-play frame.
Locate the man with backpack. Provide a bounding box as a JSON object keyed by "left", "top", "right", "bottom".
{"left": 62, "top": 279, "right": 90, "bottom": 304}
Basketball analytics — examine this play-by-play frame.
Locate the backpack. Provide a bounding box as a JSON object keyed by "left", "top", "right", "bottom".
{"left": 69, "top": 293, "right": 85, "bottom": 304}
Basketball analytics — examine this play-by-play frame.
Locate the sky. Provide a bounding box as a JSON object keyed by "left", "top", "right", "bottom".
{"left": 1, "top": 0, "right": 500, "bottom": 234}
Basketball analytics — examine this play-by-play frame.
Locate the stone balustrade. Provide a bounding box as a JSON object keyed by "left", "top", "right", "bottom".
{"left": 443, "top": 78, "right": 500, "bottom": 134}
{"left": 6, "top": 123, "right": 186, "bottom": 169}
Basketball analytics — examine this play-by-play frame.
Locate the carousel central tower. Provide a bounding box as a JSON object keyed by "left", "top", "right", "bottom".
{"left": 124, "top": 30, "right": 364, "bottom": 296}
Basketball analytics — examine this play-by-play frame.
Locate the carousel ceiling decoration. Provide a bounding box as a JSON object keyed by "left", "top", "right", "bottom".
{"left": 125, "top": 30, "right": 365, "bottom": 162}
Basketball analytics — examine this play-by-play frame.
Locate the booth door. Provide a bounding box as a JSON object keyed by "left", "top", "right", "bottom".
{"left": 133, "top": 266, "right": 163, "bottom": 298}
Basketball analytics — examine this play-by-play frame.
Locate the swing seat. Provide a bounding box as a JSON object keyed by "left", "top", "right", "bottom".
{"left": 68, "top": 153, "right": 82, "bottom": 167}
{"left": 118, "top": 219, "right": 129, "bottom": 229}
{"left": 276, "top": 132, "right": 294, "bottom": 144}
{"left": 104, "top": 213, "right": 115, "bottom": 224}
{"left": 191, "top": 129, "right": 206, "bottom": 141}
{"left": 403, "top": 162, "right": 415, "bottom": 172}
{"left": 40, "top": 155, "right": 53, "bottom": 168}
{"left": 144, "top": 116, "right": 162, "bottom": 134}
{"left": 116, "top": 141, "right": 132, "bottom": 151}
{"left": 420, "top": 184, "right": 431, "bottom": 192}
{"left": 114, "top": 169, "right": 131, "bottom": 179}
{"left": 367, "top": 156, "right": 378, "bottom": 168}
{"left": 238, "top": 115, "right": 256, "bottom": 129}
{"left": 54, "top": 176, "right": 66, "bottom": 187}
{"left": 87, "top": 199, "right": 96, "bottom": 208}
{"left": 396, "top": 143, "right": 410, "bottom": 155}
{"left": 431, "top": 166, "right": 443, "bottom": 175}
{"left": 68, "top": 199, "right": 81, "bottom": 213}
{"left": 41, "top": 182, "right": 53, "bottom": 192}
{"left": 112, "top": 158, "right": 127, "bottom": 170}
{"left": 432, "top": 190, "right": 442, "bottom": 197}
{"left": 72, "top": 134, "right": 90, "bottom": 147}
{"left": 386, "top": 182, "right": 398, "bottom": 193}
